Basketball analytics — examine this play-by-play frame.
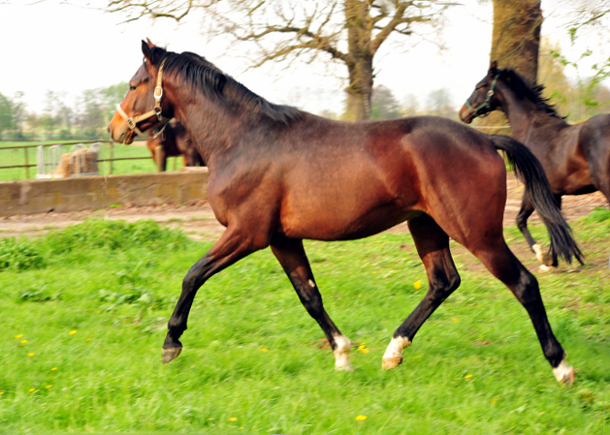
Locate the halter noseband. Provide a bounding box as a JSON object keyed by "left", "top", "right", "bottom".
{"left": 465, "top": 74, "right": 499, "bottom": 119}
{"left": 116, "top": 60, "right": 171, "bottom": 139}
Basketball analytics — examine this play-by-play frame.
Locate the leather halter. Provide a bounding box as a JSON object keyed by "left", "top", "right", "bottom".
{"left": 465, "top": 74, "right": 500, "bottom": 119}
{"left": 116, "top": 60, "right": 171, "bottom": 138}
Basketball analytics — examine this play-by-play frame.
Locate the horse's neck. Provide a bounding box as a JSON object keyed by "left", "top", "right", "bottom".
{"left": 500, "top": 85, "right": 566, "bottom": 143}
{"left": 172, "top": 93, "right": 245, "bottom": 166}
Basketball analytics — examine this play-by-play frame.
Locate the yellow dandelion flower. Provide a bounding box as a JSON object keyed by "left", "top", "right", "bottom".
{"left": 228, "top": 417, "right": 238, "bottom": 422}
{"left": 491, "top": 398, "right": 497, "bottom": 403}
{"left": 414, "top": 281, "right": 422, "bottom": 290}
{"left": 0, "top": 392, "right": 4, "bottom": 395}
{"left": 358, "top": 344, "right": 366, "bottom": 350}
{"left": 20, "top": 340, "right": 28, "bottom": 344}
{"left": 45, "top": 385, "right": 52, "bottom": 389}
{"left": 15, "top": 334, "right": 23, "bottom": 339}
{"left": 452, "top": 318, "right": 459, "bottom": 322}
{"left": 355, "top": 415, "right": 367, "bottom": 421}
{"left": 69, "top": 330, "right": 77, "bottom": 335}
{"left": 465, "top": 374, "right": 473, "bottom": 379}
{"left": 361, "top": 349, "right": 369, "bottom": 354}
{"left": 51, "top": 367, "right": 57, "bottom": 371}
{"left": 28, "top": 352, "right": 35, "bottom": 357}
{"left": 260, "top": 348, "right": 269, "bottom": 352}
{"left": 86, "top": 338, "right": 92, "bottom": 341}
{"left": 28, "top": 388, "right": 35, "bottom": 393}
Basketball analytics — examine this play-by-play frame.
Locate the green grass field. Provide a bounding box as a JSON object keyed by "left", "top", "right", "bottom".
{"left": 0, "top": 141, "right": 185, "bottom": 181}
{"left": 0, "top": 213, "right": 609, "bottom": 434}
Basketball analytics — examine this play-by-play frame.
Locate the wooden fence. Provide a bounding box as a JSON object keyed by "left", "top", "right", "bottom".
{"left": 0, "top": 140, "right": 154, "bottom": 180}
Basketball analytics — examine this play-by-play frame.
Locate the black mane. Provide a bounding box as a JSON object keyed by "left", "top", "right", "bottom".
{"left": 500, "top": 69, "right": 566, "bottom": 120}
{"left": 149, "top": 46, "right": 301, "bottom": 124}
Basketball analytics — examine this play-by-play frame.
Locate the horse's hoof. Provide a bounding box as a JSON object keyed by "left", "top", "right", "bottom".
{"left": 382, "top": 356, "right": 403, "bottom": 370}
{"left": 538, "top": 264, "right": 556, "bottom": 274}
{"left": 162, "top": 346, "right": 182, "bottom": 363}
{"left": 533, "top": 244, "right": 546, "bottom": 264}
{"left": 553, "top": 358, "right": 575, "bottom": 385}
{"left": 335, "top": 363, "right": 354, "bottom": 372}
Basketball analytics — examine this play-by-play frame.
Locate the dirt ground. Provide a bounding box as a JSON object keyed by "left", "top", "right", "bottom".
{"left": 0, "top": 173, "right": 607, "bottom": 242}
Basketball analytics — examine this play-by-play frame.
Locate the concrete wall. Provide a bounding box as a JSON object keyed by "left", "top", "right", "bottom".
{"left": 0, "top": 169, "right": 208, "bottom": 216}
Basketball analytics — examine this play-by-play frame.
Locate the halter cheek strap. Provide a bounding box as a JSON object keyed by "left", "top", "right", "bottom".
{"left": 465, "top": 74, "right": 499, "bottom": 119}
{"left": 116, "top": 60, "right": 171, "bottom": 139}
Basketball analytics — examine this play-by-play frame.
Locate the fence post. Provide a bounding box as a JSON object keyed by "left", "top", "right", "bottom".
{"left": 109, "top": 142, "right": 114, "bottom": 175}
{"left": 24, "top": 147, "right": 30, "bottom": 179}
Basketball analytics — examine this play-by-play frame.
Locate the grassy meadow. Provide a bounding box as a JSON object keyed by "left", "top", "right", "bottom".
{"left": 0, "top": 212, "right": 609, "bottom": 434}
{"left": 0, "top": 141, "right": 185, "bottom": 181}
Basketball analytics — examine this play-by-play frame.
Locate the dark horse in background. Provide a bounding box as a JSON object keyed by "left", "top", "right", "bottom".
{"left": 147, "top": 119, "right": 205, "bottom": 171}
{"left": 460, "top": 62, "right": 610, "bottom": 269}
{"left": 108, "top": 41, "right": 583, "bottom": 384}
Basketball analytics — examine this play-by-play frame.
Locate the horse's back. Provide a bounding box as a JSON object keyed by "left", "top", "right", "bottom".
{"left": 274, "top": 116, "right": 507, "bottom": 241}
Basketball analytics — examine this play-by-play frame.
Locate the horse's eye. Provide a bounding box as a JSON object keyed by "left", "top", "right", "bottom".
{"left": 129, "top": 85, "right": 137, "bottom": 91}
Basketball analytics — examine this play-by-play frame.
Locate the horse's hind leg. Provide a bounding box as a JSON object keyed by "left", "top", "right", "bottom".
{"left": 270, "top": 235, "right": 353, "bottom": 371}
{"left": 516, "top": 194, "right": 561, "bottom": 268}
{"left": 383, "top": 214, "right": 461, "bottom": 370}
{"left": 472, "top": 241, "right": 574, "bottom": 383}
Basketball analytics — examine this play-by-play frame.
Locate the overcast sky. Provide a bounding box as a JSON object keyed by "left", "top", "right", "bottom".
{"left": 0, "top": 0, "right": 606, "bottom": 115}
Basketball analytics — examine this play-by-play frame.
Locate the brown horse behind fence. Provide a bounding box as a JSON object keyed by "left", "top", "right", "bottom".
{"left": 147, "top": 120, "right": 204, "bottom": 171}
{"left": 108, "top": 41, "right": 583, "bottom": 384}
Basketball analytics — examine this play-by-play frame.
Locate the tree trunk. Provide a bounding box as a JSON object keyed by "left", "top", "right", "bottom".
{"left": 343, "top": 0, "right": 373, "bottom": 121}
{"left": 345, "top": 57, "right": 373, "bottom": 120}
{"left": 491, "top": 0, "right": 541, "bottom": 82}
{"left": 476, "top": 0, "right": 542, "bottom": 133}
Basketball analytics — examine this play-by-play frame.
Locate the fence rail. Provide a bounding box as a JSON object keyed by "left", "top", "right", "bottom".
{"left": 0, "top": 140, "right": 158, "bottom": 180}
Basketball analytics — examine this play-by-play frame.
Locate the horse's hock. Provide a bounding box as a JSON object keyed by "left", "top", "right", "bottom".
{"left": 0, "top": 168, "right": 209, "bottom": 216}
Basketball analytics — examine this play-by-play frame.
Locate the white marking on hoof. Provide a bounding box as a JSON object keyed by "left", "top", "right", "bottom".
{"left": 533, "top": 244, "right": 545, "bottom": 264}
{"left": 538, "top": 264, "right": 555, "bottom": 274}
{"left": 553, "top": 358, "right": 575, "bottom": 384}
{"left": 382, "top": 336, "right": 411, "bottom": 370}
{"left": 333, "top": 334, "right": 353, "bottom": 371}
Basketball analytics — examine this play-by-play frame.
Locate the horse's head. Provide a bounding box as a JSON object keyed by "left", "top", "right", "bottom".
{"left": 459, "top": 61, "right": 503, "bottom": 124}
{"left": 108, "top": 40, "right": 172, "bottom": 144}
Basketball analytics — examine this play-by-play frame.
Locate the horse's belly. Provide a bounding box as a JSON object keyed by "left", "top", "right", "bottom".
{"left": 280, "top": 201, "right": 422, "bottom": 241}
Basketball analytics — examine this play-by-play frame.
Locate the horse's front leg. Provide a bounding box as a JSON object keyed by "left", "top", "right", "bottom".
{"left": 162, "top": 226, "right": 258, "bottom": 363}
{"left": 270, "top": 235, "right": 353, "bottom": 371}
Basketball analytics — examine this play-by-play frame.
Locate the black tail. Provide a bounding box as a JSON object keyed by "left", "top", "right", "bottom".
{"left": 489, "top": 134, "right": 584, "bottom": 266}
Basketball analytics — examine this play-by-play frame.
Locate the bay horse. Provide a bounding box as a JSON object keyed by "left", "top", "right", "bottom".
{"left": 108, "top": 41, "right": 583, "bottom": 384}
{"left": 147, "top": 119, "right": 205, "bottom": 171}
{"left": 460, "top": 62, "right": 610, "bottom": 268}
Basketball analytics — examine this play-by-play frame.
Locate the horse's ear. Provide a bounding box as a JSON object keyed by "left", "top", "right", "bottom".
{"left": 489, "top": 61, "right": 498, "bottom": 76}
{"left": 142, "top": 40, "right": 155, "bottom": 64}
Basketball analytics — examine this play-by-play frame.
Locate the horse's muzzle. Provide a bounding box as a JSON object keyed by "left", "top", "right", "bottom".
{"left": 459, "top": 104, "right": 475, "bottom": 124}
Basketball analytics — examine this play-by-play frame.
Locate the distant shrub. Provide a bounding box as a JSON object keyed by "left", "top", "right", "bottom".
{"left": 0, "top": 237, "right": 46, "bottom": 271}
{"left": 43, "top": 219, "right": 190, "bottom": 254}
